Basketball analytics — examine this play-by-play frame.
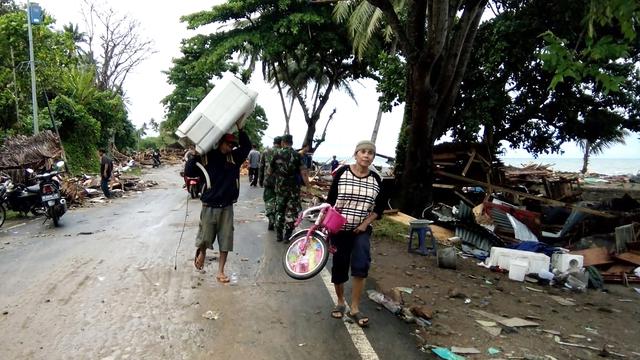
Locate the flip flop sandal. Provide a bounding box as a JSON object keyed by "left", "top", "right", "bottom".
{"left": 216, "top": 274, "right": 230, "bottom": 283}
{"left": 194, "top": 248, "right": 205, "bottom": 270}
{"left": 331, "top": 304, "right": 346, "bottom": 319}
{"left": 346, "top": 311, "right": 369, "bottom": 327}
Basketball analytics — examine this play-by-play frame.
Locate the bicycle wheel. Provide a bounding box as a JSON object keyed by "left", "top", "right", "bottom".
{"left": 283, "top": 231, "right": 329, "bottom": 280}
{"left": 0, "top": 204, "right": 5, "bottom": 228}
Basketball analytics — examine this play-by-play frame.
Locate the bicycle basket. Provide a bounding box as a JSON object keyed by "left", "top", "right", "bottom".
{"left": 322, "top": 207, "right": 346, "bottom": 233}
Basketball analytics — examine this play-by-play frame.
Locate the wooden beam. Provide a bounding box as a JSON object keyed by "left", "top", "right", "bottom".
{"left": 436, "top": 170, "right": 615, "bottom": 218}
{"left": 462, "top": 148, "right": 476, "bottom": 176}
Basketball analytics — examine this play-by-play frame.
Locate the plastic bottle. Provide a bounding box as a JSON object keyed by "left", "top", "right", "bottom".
{"left": 367, "top": 290, "right": 402, "bottom": 314}
{"left": 229, "top": 273, "right": 238, "bottom": 286}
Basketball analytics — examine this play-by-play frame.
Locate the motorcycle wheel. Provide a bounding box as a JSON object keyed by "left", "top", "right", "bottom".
{"left": 190, "top": 184, "right": 198, "bottom": 199}
{"left": 0, "top": 204, "right": 5, "bottom": 228}
{"left": 52, "top": 212, "right": 60, "bottom": 227}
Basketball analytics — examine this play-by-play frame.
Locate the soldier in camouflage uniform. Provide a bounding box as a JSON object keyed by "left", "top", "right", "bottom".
{"left": 258, "top": 136, "right": 281, "bottom": 231}
{"left": 270, "top": 134, "right": 309, "bottom": 242}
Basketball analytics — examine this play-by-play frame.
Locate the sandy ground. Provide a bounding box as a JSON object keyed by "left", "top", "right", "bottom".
{"left": 369, "top": 235, "right": 640, "bottom": 359}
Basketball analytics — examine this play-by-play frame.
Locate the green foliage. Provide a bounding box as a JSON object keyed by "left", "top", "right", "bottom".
{"left": 242, "top": 104, "right": 268, "bottom": 148}
{"left": 51, "top": 95, "right": 100, "bottom": 174}
{"left": 451, "top": 0, "right": 640, "bottom": 156}
{"left": 372, "top": 216, "right": 408, "bottom": 243}
{"left": 541, "top": 0, "right": 639, "bottom": 93}
{"left": 138, "top": 136, "right": 164, "bottom": 150}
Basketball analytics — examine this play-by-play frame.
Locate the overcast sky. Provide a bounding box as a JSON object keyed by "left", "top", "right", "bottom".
{"left": 31, "top": 0, "right": 640, "bottom": 162}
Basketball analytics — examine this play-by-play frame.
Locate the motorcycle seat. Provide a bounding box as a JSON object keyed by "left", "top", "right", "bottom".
{"left": 26, "top": 184, "right": 40, "bottom": 193}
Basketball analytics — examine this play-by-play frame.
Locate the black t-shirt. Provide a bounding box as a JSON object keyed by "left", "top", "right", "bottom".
{"left": 100, "top": 155, "right": 113, "bottom": 178}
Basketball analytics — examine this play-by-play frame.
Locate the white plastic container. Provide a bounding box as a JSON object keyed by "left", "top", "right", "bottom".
{"left": 509, "top": 259, "right": 529, "bottom": 282}
{"left": 551, "top": 253, "right": 584, "bottom": 273}
{"left": 487, "top": 247, "right": 551, "bottom": 274}
{"left": 175, "top": 75, "right": 258, "bottom": 153}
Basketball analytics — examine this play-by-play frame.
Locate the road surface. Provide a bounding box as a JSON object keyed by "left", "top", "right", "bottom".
{"left": 0, "top": 165, "right": 426, "bottom": 359}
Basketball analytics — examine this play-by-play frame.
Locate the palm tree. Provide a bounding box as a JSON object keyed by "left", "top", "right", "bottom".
{"left": 333, "top": 0, "right": 406, "bottom": 143}
{"left": 578, "top": 129, "right": 629, "bottom": 174}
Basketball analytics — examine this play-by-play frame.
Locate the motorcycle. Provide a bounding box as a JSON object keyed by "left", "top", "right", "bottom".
{"left": 35, "top": 160, "right": 67, "bottom": 227}
{"left": 185, "top": 176, "right": 203, "bottom": 199}
{"left": 2, "top": 173, "right": 44, "bottom": 218}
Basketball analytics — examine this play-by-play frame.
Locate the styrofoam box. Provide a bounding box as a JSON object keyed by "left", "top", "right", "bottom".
{"left": 175, "top": 75, "right": 258, "bottom": 154}
{"left": 487, "top": 247, "right": 551, "bottom": 275}
{"left": 551, "top": 253, "right": 584, "bottom": 272}
{"left": 509, "top": 259, "right": 529, "bottom": 282}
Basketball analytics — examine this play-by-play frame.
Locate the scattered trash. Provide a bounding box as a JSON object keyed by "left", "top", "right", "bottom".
{"left": 297, "top": 343, "right": 306, "bottom": 347}
{"left": 432, "top": 347, "right": 466, "bottom": 360}
{"left": 549, "top": 295, "right": 576, "bottom": 306}
{"left": 464, "top": 298, "right": 472, "bottom": 304}
{"left": 498, "top": 317, "right": 539, "bottom": 328}
{"left": 202, "top": 310, "right": 220, "bottom": 320}
{"left": 526, "top": 286, "right": 544, "bottom": 293}
{"left": 476, "top": 320, "right": 497, "bottom": 327}
{"left": 229, "top": 273, "right": 238, "bottom": 286}
{"left": 553, "top": 335, "right": 627, "bottom": 357}
{"left": 451, "top": 346, "right": 480, "bottom": 355}
{"left": 367, "top": 290, "right": 402, "bottom": 314}
{"left": 487, "top": 347, "right": 501, "bottom": 355}
{"left": 394, "top": 287, "right": 414, "bottom": 295}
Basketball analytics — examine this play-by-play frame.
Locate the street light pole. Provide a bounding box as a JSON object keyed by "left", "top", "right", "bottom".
{"left": 27, "top": 0, "right": 39, "bottom": 134}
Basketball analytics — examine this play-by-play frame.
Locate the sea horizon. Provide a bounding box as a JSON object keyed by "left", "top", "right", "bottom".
{"left": 500, "top": 157, "right": 640, "bottom": 176}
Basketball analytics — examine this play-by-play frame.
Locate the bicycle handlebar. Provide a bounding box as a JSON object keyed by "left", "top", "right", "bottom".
{"left": 294, "top": 203, "right": 332, "bottom": 227}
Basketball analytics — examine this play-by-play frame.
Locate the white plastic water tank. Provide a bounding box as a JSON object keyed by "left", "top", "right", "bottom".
{"left": 551, "top": 253, "right": 584, "bottom": 273}
{"left": 175, "top": 75, "right": 258, "bottom": 154}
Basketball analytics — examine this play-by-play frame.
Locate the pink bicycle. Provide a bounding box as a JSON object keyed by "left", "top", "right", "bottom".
{"left": 283, "top": 203, "right": 346, "bottom": 280}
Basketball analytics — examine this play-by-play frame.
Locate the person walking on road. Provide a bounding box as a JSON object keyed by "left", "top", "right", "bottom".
{"left": 258, "top": 136, "right": 281, "bottom": 231}
{"left": 98, "top": 149, "right": 113, "bottom": 199}
{"left": 270, "top": 134, "right": 309, "bottom": 242}
{"left": 327, "top": 140, "right": 384, "bottom": 328}
{"left": 247, "top": 144, "right": 261, "bottom": 187}
{"left": 185, "top": 126, "right": 251, "bottom": 283}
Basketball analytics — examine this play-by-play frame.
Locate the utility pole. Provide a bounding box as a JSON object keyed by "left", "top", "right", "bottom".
{"left": 10, "top": 47, "right": 19, "bottom": 123}
{"left": 27, "top": 1, "right": 41, "bottom": 134}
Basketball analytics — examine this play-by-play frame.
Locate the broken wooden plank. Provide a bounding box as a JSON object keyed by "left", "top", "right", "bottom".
{"left": 385, "top": 212, "right": 416, "bottom": 226}
{"left": 615, "top": 251, "right": 640, "bottom": 266}
{"left": 436, "top": 170, "right": 616, "bottom": 218}
{"left": 499, "top": 317, "right": 540, "bottom": 328}
{"left": 461, "top": 148, "right": 476, "bottom": 177}
{"left": 570, "top": 247, "right": 614, "bottom": 266}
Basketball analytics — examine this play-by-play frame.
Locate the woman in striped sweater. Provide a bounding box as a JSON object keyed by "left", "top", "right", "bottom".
{"left": 327, "top": 140, "right": 385, "bottom": 327}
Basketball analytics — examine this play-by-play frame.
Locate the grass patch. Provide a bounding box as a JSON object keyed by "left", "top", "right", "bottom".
{"left": 373, "top": 217, "right": 409, "bottom": 243}
{"left": 4, "top": 210, "right": 25, "bottom": 221}
{"left": 122, "top": 167, "right": 143, "bottom": 177}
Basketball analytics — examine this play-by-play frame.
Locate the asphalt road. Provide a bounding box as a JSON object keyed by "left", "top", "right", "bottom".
{"left": 0, "top": 165, "right": 426, "bottom": 360}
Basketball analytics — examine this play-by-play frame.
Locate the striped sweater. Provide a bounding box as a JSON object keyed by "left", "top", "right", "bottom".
{"left": 327, "top": 165, "right": 384, "bottom": 231}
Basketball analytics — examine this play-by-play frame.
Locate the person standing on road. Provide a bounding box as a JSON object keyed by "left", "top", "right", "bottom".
{"left": 98, "top": 149, "right": 113, "bottom": 199}
{"left": 247, "top": 144, "right": 261, "bottom": 187}
{"left": 327, "top": 140, "right": 384, "bottom": 328}
{"left": 331, "top": 155, "right": 340, "bottom": 171}
{"left": 258, "top": 136, "right": 281, "bottom": 231}
{"left": 185, "top": 126, "right": 251, "bottom": 283}
{"left": 271, "top": 134, "right": 309, "bottom": 242}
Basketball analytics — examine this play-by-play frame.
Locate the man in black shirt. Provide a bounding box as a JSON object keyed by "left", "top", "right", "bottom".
{"left": 98, "top": 149, "right": 113, "bottom": 198}
{"left": 185, "top": 127, "right": 251, "bottom": 282}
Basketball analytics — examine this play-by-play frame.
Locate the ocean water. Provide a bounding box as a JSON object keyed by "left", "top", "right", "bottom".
{"left": 501, "top": 157, "right": 640, "bottom": 176}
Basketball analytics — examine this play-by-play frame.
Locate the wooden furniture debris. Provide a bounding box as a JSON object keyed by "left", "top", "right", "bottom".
{"left": 569, "top": 247, "right": 614, "bottom": 266}
{"left": 436, "top": 170, "right": 615, "bottom": 218}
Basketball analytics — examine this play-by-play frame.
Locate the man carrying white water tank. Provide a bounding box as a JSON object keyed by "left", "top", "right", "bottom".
{"left": 185, "top": 125, "right": 251, "bottom": 283}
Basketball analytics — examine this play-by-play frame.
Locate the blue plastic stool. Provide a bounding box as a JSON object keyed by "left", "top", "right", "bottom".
{"left": 408, "top": 219, "right": 437, "bottom": 256}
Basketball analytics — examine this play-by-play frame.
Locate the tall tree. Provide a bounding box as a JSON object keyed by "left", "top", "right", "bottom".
{"left": 366, "top": 0, "right": 488, "bottom": 216}
{"left": 81, "top": 1, "right": 155, "bottom": 92}
{"left": 450, "top": 0, "right": 640, "bottom": 157}
{"left": 169, "top": 0, "right": 369, "bottom": 152}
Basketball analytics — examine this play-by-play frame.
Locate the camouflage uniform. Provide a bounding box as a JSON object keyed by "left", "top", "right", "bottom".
{"left": 259, "top": 146, "right": 278, "bottom": 229}
{"left": 270, "top": 146, "right": 303, "bottom": 241}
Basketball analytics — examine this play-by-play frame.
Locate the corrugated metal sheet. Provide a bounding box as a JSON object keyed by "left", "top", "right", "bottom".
{"left": 457, "top": 201, "right": 474, "bottom": 221}
{"left": 489, "top": 208, "right": 514, "bottom": 234}
{"left": 456, "top": 227, "right": 493, "bottom": 252}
